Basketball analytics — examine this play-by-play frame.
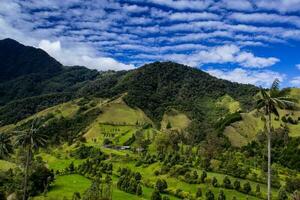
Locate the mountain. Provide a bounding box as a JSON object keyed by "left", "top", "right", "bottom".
{"left": 0, "top": 38, "right": 62, "bottom": 82}
{"left": 0, "top": 39, "right": 99, "bottom": 106}
{"left": 0, "top": 38, "right": 259, "bottom": 144}
{"left": 1, "top": 39, "right": 300, "bottom": 200}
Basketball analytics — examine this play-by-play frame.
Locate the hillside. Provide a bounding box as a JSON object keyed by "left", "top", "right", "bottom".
{"left": 1, "top": 39, "right": 300, "bottom": 200}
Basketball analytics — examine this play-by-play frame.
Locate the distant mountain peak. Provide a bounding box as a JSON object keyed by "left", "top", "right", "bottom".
{"left": 0, "top": 38, "right": 62, "bottom": 82}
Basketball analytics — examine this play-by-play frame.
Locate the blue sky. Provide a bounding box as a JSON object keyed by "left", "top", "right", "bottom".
{"left": 0, "top": 0, "right": 300, "bottom": 87}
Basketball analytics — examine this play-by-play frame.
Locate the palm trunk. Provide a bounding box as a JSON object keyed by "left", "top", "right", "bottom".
{"left": 23, "top": 146, "right": 31, "bottom": 200}
{"left": 267, "top": 113, "right": 272, "bottom": 200}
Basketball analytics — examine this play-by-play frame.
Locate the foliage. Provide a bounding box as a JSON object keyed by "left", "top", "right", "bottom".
{"left": 83, "top": 176, "right": 112, "bottom": 200}
{"left": 0, "top": 133, "right": 13, "bottom": 158}
{"left": 205, "top": 189, "right": 215, "bottom": 200}
{"left": 218, "top": 190, "right": 226, "bottom": 200}
{"left": 196, "top": 187, "right": 202, "bottom": 198}
{"left": 243, "top": 182, "right": 251, "bottom": 194}
{"left": 151, "top": 189, "right": 162, "bottom": 200}
{"left": 277, "top": 187, "right": 288, "bottom": 200}
{"left": 223, "top": 176, "right": 232, "bottom": 189}
{"left": 286, "top": 177, "right": 300, "bottom": 193}
{"left": 233, "top": 180, "right": 240, "bottom": 191}
{"left": 155, "top": 179, "right": 168, "bottom": 193}
{"left": 70, "top": 145, "right": 104, "bottom": 159}
{"left": 117, "top": 168, "right": 143, "bottom": 195}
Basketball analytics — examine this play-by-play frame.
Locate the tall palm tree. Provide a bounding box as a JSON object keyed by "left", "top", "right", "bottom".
{"left": 256, "top": 79, "right": 297, "bottom": 200}
{"left": 0, "top": 133, "right": 13, "bottom": 158}
{"left": 14, "top": 118, "right": 47, "bottom": 200}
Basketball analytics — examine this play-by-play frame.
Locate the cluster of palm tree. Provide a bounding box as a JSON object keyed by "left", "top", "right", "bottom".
{"left": 256, "top": 79, "right": 298, "bottom": 200}
{"left": 0, "top": 118, "right": 47, "bottom": 200}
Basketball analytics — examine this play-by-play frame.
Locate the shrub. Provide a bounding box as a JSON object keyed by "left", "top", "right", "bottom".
{"left": 205, "top": 189, "right": 215, "bottom": 200}
{"left": 196, "top": 187, "right": 202, "bottom": 198}
{"left": 223, "top": 176, "right": 232, "bottom": 189}
{"left": 212, "top": 177, "right": 219, "bottom": 187}
{"left": 278, "top": 187, "right": 288, "bottom": 200}
{"left": 201, "top": 171, "right": 207, "bottom": 183}
{"left": 151, "top": 189, "right": 162, "bottom": 200}
{"left": 218, "top": 190, "right": 226, "bottom": 200}
{"left": 286, "top": 177, "right": 300, "bottom": 193}
{"left": 156, "top": 179, "right": 168, "bottom": 193}
{"left": 233, "top": 180, "right": 240, "bottom": 191}
{"left": 243, "top": 182, "right": 251, "bottom": 194}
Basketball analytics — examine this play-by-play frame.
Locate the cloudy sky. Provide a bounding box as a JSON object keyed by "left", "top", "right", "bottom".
{"left": 1, "top": 0, "right": 300, "bottom": 87}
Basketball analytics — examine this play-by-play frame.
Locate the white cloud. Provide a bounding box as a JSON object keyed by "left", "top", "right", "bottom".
{"left": 206, "top": 68, "right": 286, "bottom": 87}
{"left": 290, "top": 76, "right": 300, "bottom": 86}
{"left": 254, "top": 0, "right": 300, "bottom": 13}
{"left": 147, "top": 0, "right": 213, "bottom": 10}
{"left": 38, "top": 40, "right": 134, "bottom": 71}
{"left": 134, "top": 44, "right": 279, "bottom": 68}
{"left": 228, "top": 12, "right": 300, "bottom": 27}
{"left": 168, "top": 12, "right": 220, "bottom": 21}
{"left": 219, "top": 0, "right": 253, "bottom": 11}
{"left": 296, "top": 64, "right": 300, "bottom": 70}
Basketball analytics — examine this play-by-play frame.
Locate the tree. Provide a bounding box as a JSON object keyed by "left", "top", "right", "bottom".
{"left": 206, "top": 189, "right": 215, "bottom": 200}
{"left": 155, "top": 179, "right": 168, "bottom": 193}
{"left": 212, "top": 177, "right": 218, "bottom": 187}
{"left": 14, "top": 119, "right": 48, "bottom": 200}
{"left": 162, "top": 196, "right": 170, "bottom": 200}
{"left": 218, "top": 190, "right": 226, "bottom": 200}
{"left": 166, "top": 122, "right": 172, "bottom": 129}
{"left": 196, "top": 187, "right": 202, "bottom": 198}
{"left": 256, "top": 79, "right": 297, "bottom": 200}
{"left": 277, "top": 187, "right": 288, "bottom": 200}
{"left": 0, "top": 133, "right": 13, "bottom": 159}
{"left": 201, "top": 171, "right": 207, "bottom": 183}
{"left": 233, "top": 180, "right": 240, "bottom": 191}
{"left": 72, "top": 192, "right": 81, "bottom": 200}
{"left": 256, "top": 184, "right": 261, "bottom": 196}
{"left": 69, "top": 162, "right": 75, "bottom": 173}
{"left": 243, "top": 182, "right": 251, "bottom": 194}
{"left": 223, "top": 176, "right": 232, "bottom": 189}
{"left": 151, "top": 189, "right": 162, "bottom": 200}
{"left": 136, "top": 184, "right": 143, "bottom": 196}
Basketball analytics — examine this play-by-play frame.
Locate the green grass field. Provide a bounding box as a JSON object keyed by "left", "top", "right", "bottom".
{"left": 161, "top": 110, "right": 191, "bottom": 131}
{"left": 97, "top": 99, "right": 152, "bottom": 126}
{"left": 34, "top": 174, "right": 91, "bottom": 200}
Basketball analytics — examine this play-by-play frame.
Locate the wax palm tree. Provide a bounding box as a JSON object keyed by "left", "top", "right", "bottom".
{"left": 256, "top": 79, "right": 297, "bottom": 200}
{"left": 0, "top": 133, "right": 13, "bottom": 158}
{"left": 14, "top": 118, "right": 47, "bottom": 200}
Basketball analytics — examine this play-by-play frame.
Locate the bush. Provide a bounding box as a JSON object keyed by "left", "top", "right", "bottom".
{"left": 223, "top": 176, "right": 232, "bottom": 189}
{"left": 278, "top": 187, "right": 288, "bottom": 200}
{"left": 201, "top": 171, "right": 207, "bottom": 183}
{"left": 196, "top": 187, "right": 202, "bottom": 198}
{"left": 243, "top": 182, "right": 251, "bottom": 194}
{"left": 205, "top": 189, "right": 215, "bottom": 200}
{"left": 233, "top": 180, "right": 240, "bottom": 191}
{"left": 70, "top": 144, "right": 104, "bottom": 159}
{"left": 151, "top": 189, "right": 162, "bottom": 200}
{"left": 156, "top": 179, "right": 168, "bottom": 193}
{"left": 218, "top": 190, "right": 226, "bottom": 200}
{"left": 212, "top": 177, "right": 219, "bottom": 187}
{"left": 286, "top": 177, "right": 300, "bottom": 193}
